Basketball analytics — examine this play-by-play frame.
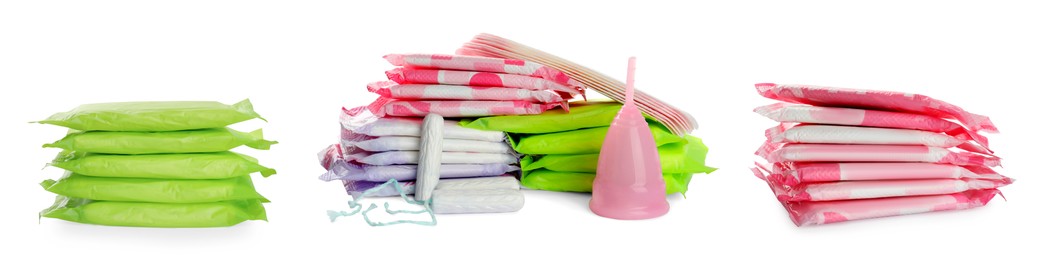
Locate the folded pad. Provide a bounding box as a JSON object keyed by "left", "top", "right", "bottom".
{"left": 41, "top": 174, "right": 268, "bottom": 203}
{"left": 44, "top": 128, "right": 277, "bottom": 154}
{"left": 40, "top": 196, "right": 267, "bottom": 228}
{"left": 36, "top": 99, "right": 264, "bottom": 131}
{"left": 520, "top": 169, "right": 694, "bottom": 195}
{"left": 50, "top": 151, "right": 276, "bottom": 179}
{"left": 511, "top": 121, "right": 683, "bottom": 155}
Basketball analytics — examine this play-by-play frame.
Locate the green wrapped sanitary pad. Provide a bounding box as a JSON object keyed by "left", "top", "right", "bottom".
{"left": 460, "top": 101, "right": 626, "bottom": 133}
{"left": 44, "top": 128, "right": 277, "bottom": 154}
{"left": 41, "top": 173, "right": 268, "bottom": 203}
{"left": 50, "top": 151, "right": 276, "bottom": 179}
{"left": 36, "top": 99, "right": 264, "bottom": 131}
{"left": 521, "top": 135, "right": 716, "bottom": 174}
{"left": 520, "top": 169, "right": 694, "bottom": 195}
{"left": 40, "top": 196, "right": 267, "bottom": 228}
{"left": 511, "top": 121, "right": 683, "bottom": 155}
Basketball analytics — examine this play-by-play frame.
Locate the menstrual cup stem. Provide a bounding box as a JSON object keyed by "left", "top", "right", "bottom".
{"left": 626, "top": 57, "right": 636, "bottom": 105}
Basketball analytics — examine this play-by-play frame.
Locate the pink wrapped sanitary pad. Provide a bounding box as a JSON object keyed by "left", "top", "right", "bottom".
{"left": 383, "top": 54, "right": 581, "bottom": 87}
{"left": 367, "top": 81, "right": 564, "bottom": 103}
{"left": 754, "top": 103, "right": 990, "bottom": 148}
{"left": 386, "top": 68, "right": 583, "bottom": 97}
{"left": 766, "top": 124, "right": 989, "bottom": 155}
{"left": 757, "top": 143, "right": 1001, "bottom": 167}
{"left": 767, "top": 162, "right": 1007, "bottom": 185}
{"left": 779, "top": 189, "right": 1001, "bottom": 226}
{"left": 756, "top": 167, "right": 1012, "bottom": 201}
{"left": 364, "top": 97, "right": 567, "bottom": 117}
{"left": 755, "top": 83, "right": 998, "bottom": 133}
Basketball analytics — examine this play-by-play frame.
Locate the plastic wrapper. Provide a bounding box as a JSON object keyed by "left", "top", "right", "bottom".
{"left": 340, "top": 107, "right": 505, "bottom": 142}
{"left": 754, "top": 103, "right": 990, "bottom": 148}
{"left": 432, "top": 189, "right": 524, "bottom": 214}
{"left": 364, "top": 98, "right": 567, "bottom": 117}
{"left": 50, "top": 151, "right": 276, "bottom": 179}
{"left": 512, "top": 121, "right": 683, "bottom": 155}
{"left": 757, "top": 143, "right": 1000, "bottom": 167}
{"left": 386, "top": 67, "right": 582, "bottom": 96}
{"left": 342, "top": 135, "right": 511, "bottom": 154}
{"left": 459, "top": 101, "right": 625, "bottom": 134}
{"left": 766, "top": 124, "right": 989, "bottom": 155}
{"left": 521, "top": 135, "right": 714, "bottom": 174}
{"left": 520, "top": 169, "right": 693, "bottom": 195}
{"left": 756, "top": 166, "right": 1011, "bottom": 201}
{"left": 40, "top": 196, "right": 267, "bottom": 227}
{"left": 767, "top": 162, "right": 1006, "bottom": 185}
{"left": 41, "top": 173, "right": 267, "bottom": 203}
{"left": 36, "top": 99, "right": 265, "bottom": 131}
{"left": 44, "top": 128, "right": 277, "bottom": 154}
{"left": 319, "top": 144, "right": 517, "bottom": 182}
{"left": 755, "top": 83, "right": 997, "bottom": 133}
{"left": 345, "top": 150, "right": 517, "bottom": 166}
{"left": 368, "top": 81, "right": 563, "bottom": 103}
{"left": 384, "top": 53, "right": 580, "bottom": 87}
{"left": 772, "top": 189, "right": 1001, "bottom": 226}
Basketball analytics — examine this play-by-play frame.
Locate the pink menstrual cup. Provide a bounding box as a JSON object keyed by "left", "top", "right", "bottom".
{"left": 589, "top": 57, "right": 669, "bottom": 220}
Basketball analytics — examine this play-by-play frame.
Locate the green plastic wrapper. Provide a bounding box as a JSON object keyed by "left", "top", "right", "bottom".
{"left": 521, "top": 135, "right": 716, "bottom": 174}
{"left": 40, "top": 196, "right": 267, "bottom": 228}
{"left": 520, "top": 169, "right": 694, "bottom": 195}
{"left": 511, "top": 121, "right": 683, "bottom": 155}
{"left": 50, "top": 151, "right": 276, "bottom": 179}
{"left": 43, "top": 128, "right": 277, "bottom": 154}
{"left": 460, "top": 101, "right": 625, "bottom": 134}
{"left": 41, "top": 173, "right": 268, "bottom": 203}
{"left": 36, "top": 99, "right": 265, "bottom": 131}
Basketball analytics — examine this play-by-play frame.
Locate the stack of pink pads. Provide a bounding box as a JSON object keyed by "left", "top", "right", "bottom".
{"left": 752, "top": 83, "right": 1013, "bottom": 226}
{"left": 319, "top": 54, "right": 585, "bottom": 197}
{"left": 366, "top": 54, "right": 583, "bottom": 117}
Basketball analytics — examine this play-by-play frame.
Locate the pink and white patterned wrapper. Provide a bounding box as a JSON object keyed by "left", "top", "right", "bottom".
{"left": 367, "top": 81, "right": 564, "bottom": 103}
{"left": 766, "top": 162, "right": 1008, "bottom": 185}
{"left": 777, "top": 189, "right": 1001, "bottom": 226}
{"left": 384, "top": 54, "right": 582, "bottom": 87}
{"left": 363, "top": 97, "right": 568, "bottom": 117}
{"left": 755, "top": 103, "right": 990, "bottom": 150}
{"left": 757, "top": 143, "right": 1001, "bottom": 167}
{"left": 318, "top": 144, "right": 518, "bottom": 182}
{"left": 756, "top": 83, "right": 998, "bottom": 133}
{"left": 756, "top": 166, "right": 1012, "bottom": 202}
{"left": 765, "top": 124, "right": 990, "bottom": 155}
{"left": 386, "top": 67, "right": 584, "bottom": 97}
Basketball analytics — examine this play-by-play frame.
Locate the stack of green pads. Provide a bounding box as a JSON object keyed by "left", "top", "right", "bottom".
{"left": 461, "top": 101, "right": 716, "bottom": 195}
{"left": 35, "top": 100, "right": 277, "bottom": 228}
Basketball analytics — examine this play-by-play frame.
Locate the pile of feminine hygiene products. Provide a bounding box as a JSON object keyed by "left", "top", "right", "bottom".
{"left": 752, "top": 83, "right": 1012, "bottom": 226}
{"left": 37, "top": 100, "right": 276, "bottom": 228}
{"left": 319, "top": 54, "right": 585, "bottom": 216}
{"left": 461, "top": 101, "right": 715, "bottom": 195}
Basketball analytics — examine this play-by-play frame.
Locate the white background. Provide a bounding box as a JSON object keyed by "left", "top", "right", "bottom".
{"left": 1, "top": 1, "right": 1037, "bottom": 259}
